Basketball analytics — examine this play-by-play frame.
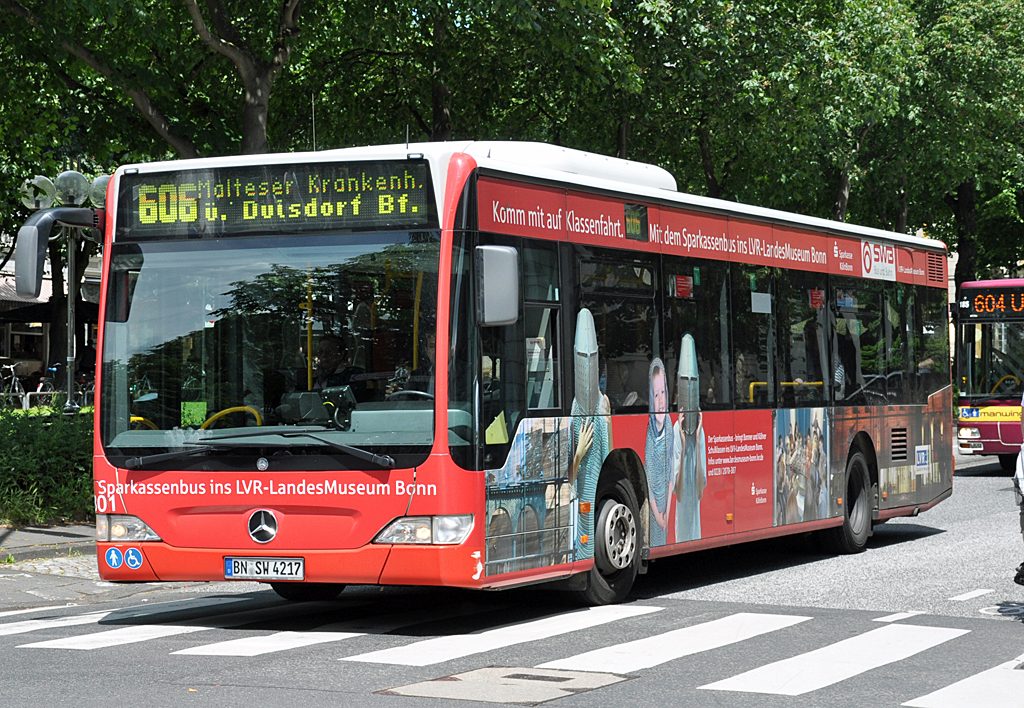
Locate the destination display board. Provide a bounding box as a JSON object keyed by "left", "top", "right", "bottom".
{"left": 115, "top": 160, "right": 436, "bottom": 240}
{"left": 958, "top": 283, "right": 1024, "bottom": 321}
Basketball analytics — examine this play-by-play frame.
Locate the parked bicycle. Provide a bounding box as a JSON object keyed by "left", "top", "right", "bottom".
{"left": 1, "top": 363, "right": 26, "bottom": 408}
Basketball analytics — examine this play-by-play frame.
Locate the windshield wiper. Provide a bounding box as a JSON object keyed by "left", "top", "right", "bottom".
{"left": 123, "top": 444, "right": 229, "bottom": 470}
{"left": 185, "top": 428, "right": 396, "bottom": 469}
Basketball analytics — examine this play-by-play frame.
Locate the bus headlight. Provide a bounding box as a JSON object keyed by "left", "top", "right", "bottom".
{"left": 375, "top": 515, "right": 474, "bottom": 545}
{"left": 958, "top": 427, "right": 981, "bottom": 439}
{"left": 96, "top": 514, "right": 161, "bottom": 542}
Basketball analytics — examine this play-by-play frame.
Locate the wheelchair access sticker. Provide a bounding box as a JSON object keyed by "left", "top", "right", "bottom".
{"left": 124, "top": 548, "right": 144, "bottom": 570}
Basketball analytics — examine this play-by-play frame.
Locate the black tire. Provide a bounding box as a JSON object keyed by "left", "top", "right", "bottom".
{"left": 576, "top": 472, "right": 640, "bottom": 606}
{"left": 999, "top": 454, "right": 1017, "bottom": 472}
{"left": 820, "top": 450, "right": 872, "bottom": 554}
{"left": 270, "top": 582, "right": 345, "bottom": 602}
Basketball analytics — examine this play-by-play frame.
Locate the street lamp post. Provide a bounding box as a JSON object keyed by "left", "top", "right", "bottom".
{"left": 18, "top": 170, "right": 108, "bottom": 412}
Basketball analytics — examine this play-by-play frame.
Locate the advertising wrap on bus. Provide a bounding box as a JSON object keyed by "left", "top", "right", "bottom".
{"left": 476, "top": 177, "right": 944, "bottom": 285}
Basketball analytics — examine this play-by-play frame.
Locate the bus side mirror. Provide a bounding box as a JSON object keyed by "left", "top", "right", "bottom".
{"left": 14, "top": 207, "right": 104, "bottom": 298}
{"left": 475, "top": 245, "right": 519, "bottom": 326}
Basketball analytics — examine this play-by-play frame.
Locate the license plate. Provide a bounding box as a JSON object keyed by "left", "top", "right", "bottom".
{"left": 224, "top": 557, "right": 304, "bottom": 581}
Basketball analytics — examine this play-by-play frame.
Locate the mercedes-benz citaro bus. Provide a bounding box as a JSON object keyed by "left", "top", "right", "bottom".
{"left": 14, "top": 142, "right": 953, "bottom": 605}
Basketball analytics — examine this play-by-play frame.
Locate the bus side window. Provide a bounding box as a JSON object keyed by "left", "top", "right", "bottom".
{"left": 578, "top": 253, "right": 657, "bottom": 414}
{"left": 663, "top": 256, "right": 730, "bottom": 409}
{"left": 731, "top": 265, "right": 775, "bottom": 408}
{"left": 524, "top": 242, "right": 560, "bottom": 411}
{"left": 775, "top": 268, "right": 828, "bottom": 408}
{"left": 479, "top": 236, "right": 525, "bottom": 469}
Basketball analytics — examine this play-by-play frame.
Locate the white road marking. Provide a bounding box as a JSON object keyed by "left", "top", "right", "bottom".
{"left": 699, "top": 624, "right": 969, "bottom": 695}
{"left": 947, "top": 589, "right": 994, "bottom": 602}
{"left": 902, "top": 652, "right": 1024, "bottom": 708}
{"left": 340, "top": 605, "right": 662, "bottom": 667}
{"left": 174, "top": 630, "right": 363, "bottom": 656}
{"left": 19, "top": 624, "right": 213, "bottom": 650}
{"left": 874, "top": 611, "right": 928, "bottom": 623}
{"left": 0, "top": 606, "right": 72, "bottom": 619}
{"left": 0, "top": 611, "right": 110, "bottom": 636}
{"left": 539, "top": 612, "right": 810, "bottom": 674}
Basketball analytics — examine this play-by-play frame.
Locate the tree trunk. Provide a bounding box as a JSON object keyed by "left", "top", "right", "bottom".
{"left": 945, "top": 179, "right": 977, "bottom": 388}
{"left": 617, "top": 117, "right": 630, "bottom": 160}
{"left": 240, "top": 67, "right": 273, "bottom": 154}
{"left": 431, "top": 80, "right": 452, "bottom": 141}
{"left": 896, "top": 176, "right": 909, "bottom": 234}
{"left": 698, "top": 119, "right": 724, "bottom": 199}
{"left": 430, "top": 12, "right": 452, "bottom": 142}
{"left": 833, "top": 171, "right": 851, "bottom": 222}
{"left": 946, "top": 179, "right": 977, "bottom": 292}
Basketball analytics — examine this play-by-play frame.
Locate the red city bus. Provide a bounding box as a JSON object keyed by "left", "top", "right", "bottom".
{"left": 15, "top": 142, "right": 953, "bottom": 604}
{"left": 956, "top": 279, "right": 1024, "bottom": 469}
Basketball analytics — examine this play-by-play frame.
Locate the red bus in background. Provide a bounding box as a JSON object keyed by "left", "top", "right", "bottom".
{"left": 16, "top": 142, "right": 954, "bottom": 604}
{"left": 956, "top": 279, "right": 1024, "bottom": 470}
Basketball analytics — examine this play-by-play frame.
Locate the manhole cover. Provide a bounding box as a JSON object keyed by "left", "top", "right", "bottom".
{"left": 380, "top": 666, "right": 627, "bottom": 704}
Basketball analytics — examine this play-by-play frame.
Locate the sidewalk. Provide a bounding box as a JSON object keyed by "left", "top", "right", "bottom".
{"left": 0, "top": 523, "right": 95, "bottom": 562}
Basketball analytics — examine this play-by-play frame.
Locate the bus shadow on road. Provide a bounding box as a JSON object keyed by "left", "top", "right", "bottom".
{"left": 954, "top": 465, "right": 1014, "bottom": 478}
{"left": 631, "top": 523, "right": 945, "bottom": 598}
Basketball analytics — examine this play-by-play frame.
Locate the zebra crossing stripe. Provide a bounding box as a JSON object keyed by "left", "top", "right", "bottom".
{"left": 173, "top": 630, "right": 364, "bottom": 656}
{"left": 18, "top": 624, "right": 213, "bottom": 649}
{"left": 0, "top": 611, "right": 110, "bottom": 637}
{"left": 902, "top": 653, "right": 1024, "bottom": 708}
{"left": 0, "top": 606, "right": 70, "bottom": 619}
{"left": 874, "top": 611, "right": 928, "bottom": 623}
{"left": 699, "top": 624, "right": 969, "bottom": 695}
{"left": 538, "top": 612, "right": 811, "bottom": 674}
{"left": 340, "top": 605, "right": 662, "bottom": 667}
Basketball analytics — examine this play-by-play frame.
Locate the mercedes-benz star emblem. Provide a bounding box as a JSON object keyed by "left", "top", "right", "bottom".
{"left": 256, "top": 457, "right": 269, "bottom": 471}
{"left": 248, "top": 509, "right": 278, "bottom": 544}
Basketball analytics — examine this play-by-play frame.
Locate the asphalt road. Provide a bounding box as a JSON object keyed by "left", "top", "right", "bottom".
{"left": 1, "top": 450, "right": 1022, "bottom": 708}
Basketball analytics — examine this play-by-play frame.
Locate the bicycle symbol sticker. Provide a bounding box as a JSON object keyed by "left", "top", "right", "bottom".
{"left": 105, "top": 548, "right": 123, "bottom": 569}
{"left": 124, "top": 548, "right": 144, "bottom": 570}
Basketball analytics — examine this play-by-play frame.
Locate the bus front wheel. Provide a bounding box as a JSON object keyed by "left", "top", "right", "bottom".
{"left": 577, "top": 472, "right": 640, "bottom": 606}
{"left": 999, "top": 454, "right": 1017, "bottom": 472}
{"left": 270, "top": 582, "right": 345, "bottom": 602}
{"left": 821, "top": 451, "right": 872, "bottom": 554}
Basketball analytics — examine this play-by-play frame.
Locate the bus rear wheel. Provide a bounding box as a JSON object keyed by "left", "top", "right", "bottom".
{"left": 270, "top": 582, "right": 345, "bottom": 602}
{"left": 821, "top": 451, "right": 871, "bottom": 554}
{"left": 576, "top": 473, "right": 640, "bottom": 606}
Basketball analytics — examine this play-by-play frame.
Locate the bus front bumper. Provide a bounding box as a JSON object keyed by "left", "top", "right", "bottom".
{"left": 95, "top": 541, "right": 490, "bottom": 588}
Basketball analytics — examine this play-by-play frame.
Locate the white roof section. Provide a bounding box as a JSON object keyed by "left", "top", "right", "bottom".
{"left": 117, "top": 141, "right": 944, "bottom": 252}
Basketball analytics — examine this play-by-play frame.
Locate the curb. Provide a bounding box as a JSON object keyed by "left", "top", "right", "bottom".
{"left": 1, "top": 540, "right": 96, "bottom": 563}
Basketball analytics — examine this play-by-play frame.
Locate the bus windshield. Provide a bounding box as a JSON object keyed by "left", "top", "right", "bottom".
{"left": 960, "top": 320, "right": 1024, "bottom": 399}
{"left": 100, "top": 231, "right": 440, "bottom": 468}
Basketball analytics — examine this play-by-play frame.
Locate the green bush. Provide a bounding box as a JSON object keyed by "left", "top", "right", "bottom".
{"left": 0, "top": 410, "right": 93, "bottom": 524}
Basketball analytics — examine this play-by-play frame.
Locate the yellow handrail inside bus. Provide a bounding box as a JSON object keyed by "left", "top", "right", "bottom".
{"left": 748, "top": 381, "right": 824, "bottom": 402}
{"left": 200, "top": 406, "right": 263, "bottom": 429}
{"left": 130, "top": 416, "right": 158, "bottom": 430}
{"left": 991, "top": 375, "right": 1020, "bottom": 393}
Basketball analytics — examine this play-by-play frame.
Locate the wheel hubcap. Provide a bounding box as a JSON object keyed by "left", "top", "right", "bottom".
{"left": 601, "top": 502, "right": 636, "bottom": 571}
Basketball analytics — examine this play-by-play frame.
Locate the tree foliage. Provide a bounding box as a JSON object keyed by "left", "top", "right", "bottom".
{"left": 1, "top": 0, "right": 1024, "bottom": 288}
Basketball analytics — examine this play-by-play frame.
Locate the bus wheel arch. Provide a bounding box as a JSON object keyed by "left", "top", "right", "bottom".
{"left": 603, "top": 448, "right": 650, "bottom": 556}
{"left": 821, "top": 433, "right": 875, "bottom": 554}
{"left": 575, "top": 457, "right": 644, "bottom": 606}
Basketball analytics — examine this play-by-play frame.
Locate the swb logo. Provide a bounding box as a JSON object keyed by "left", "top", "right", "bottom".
{"left": 861, "top": 241, "right": 896, "bottom": 281}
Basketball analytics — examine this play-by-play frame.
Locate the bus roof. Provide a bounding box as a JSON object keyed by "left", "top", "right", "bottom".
{"left": 118, "top": 140, "right": 947, "bottom": 254}
{"left": 960, "top": 279, "right": 1024, "bottom": 289}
